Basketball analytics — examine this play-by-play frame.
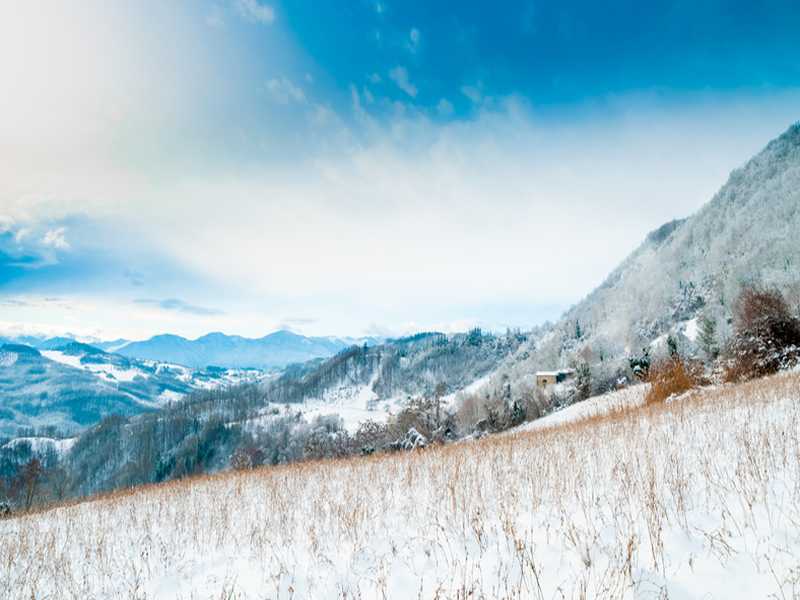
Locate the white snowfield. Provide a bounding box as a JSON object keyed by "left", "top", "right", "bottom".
{"left": 42, "top": 350, "right": 148, "bottom": 383}
{"left": 3, "top": 372, "right": 800, "bottom": 599}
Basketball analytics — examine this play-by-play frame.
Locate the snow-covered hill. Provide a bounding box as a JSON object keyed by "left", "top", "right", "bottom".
{"left": 4, "top": 370, "right": 798, "bottom": 599}
{"left": 488, "top": 121, "right": 800, "bottom": 401}
{"left": 0, "top": 341, "right": 271, "bottom": 437}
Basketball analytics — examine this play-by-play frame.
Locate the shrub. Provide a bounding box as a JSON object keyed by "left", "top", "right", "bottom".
{"left": 724, "top": 287, "right": 800, "bottom": 382}
{"left": 645, "top": 357, "right": 702, "bottom": 404}
{"left": 629, "top": 348, "right": 651, "bottom": 381}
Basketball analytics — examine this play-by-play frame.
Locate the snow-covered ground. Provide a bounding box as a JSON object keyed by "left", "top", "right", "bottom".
{"left": 3, "top": 372, "right": 800, "bottom": 599}
{"left": 510, "top": 383, "right": 647, "bottom": 434}
{"left": 244, "top": 375, "right": 492, "bottom": 433}
{"left": 42, "top": 350, "right": 148, "bottom": 382}
{"left": 1, "top": 436, "right": 76, "bottom": 457}
{"left": 42, "top": 349, "right": 272, "bottom": 396}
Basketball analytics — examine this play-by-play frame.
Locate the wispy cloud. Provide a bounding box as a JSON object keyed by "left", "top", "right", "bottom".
{"left": 408, "top": 27, "right": 421, "bottom": 52}
{"left": 437, "top": 98, "right": 454, "bottom": 117}
{"left": 41, "top": 227, "right": 70, "bottom": 250}
{"left": 124, "top": 268, "right": 145, "bottom": 287}
{"left": 389, "top": 66, "right": 417, "bottom": 98}
{"left": 0, "top": 298, "right": 30, "bottom": 308}
{"left": 277, "top": 316, "right": 318, "bottom": 332}
{"left": 135, "top": 298, "right": 225, "bottom": 316}
{"left": 460, "top": 84, "right": 482, "bottom": 104}
{"left": 233, "top": 0, "right": 274, "bottom": 24}
{"left": 266, "top": 77, "right": 306, "bottom": 104}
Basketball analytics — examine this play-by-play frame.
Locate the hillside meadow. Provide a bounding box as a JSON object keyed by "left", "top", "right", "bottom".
{"left": 2, "top": 372, "right": 800, "bottom": 599}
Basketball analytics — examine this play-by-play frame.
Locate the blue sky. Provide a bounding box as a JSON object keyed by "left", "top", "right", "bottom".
{"left": 1, "top": 0, "right": 799, "bottom": 340}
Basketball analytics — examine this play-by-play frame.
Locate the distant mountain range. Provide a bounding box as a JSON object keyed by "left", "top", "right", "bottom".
{"left": 0, "top": 331, "right": 382, "bottom": 370}
{"left": 115, "top": 331, "right": 382, "bottom": 369}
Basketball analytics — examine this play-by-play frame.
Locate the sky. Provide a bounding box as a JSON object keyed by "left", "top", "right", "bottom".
{"left": 1, "top": 0, "right": 800, "bottom": 341}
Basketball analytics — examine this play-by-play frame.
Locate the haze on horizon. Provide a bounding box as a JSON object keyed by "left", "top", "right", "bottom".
{"left": 2, "top": 0, "right": 800, "bottom": 341}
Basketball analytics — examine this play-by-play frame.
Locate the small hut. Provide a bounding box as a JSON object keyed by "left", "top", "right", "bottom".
{"left": 535, "top": 369, "right": 575, "bottom": 389}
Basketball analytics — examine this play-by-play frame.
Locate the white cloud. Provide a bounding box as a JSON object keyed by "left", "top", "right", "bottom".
{"left": 41, "top": 227, "right": 69, "bottom": 250}
{"left": 0, "top": 215, "right": 13, "bottom": 234}
{"left": 234, "top": 0, "right": 275, "bottom": 24}
{"left": 437, "top": 98, "right": 454, "bottom": 117}
{"left": 461, "top": 84, "right": 482, "bottom": 104}
{"left": 266, "top": 77, "right": 306, "bottom": 104}
{"left": 389, "top": 66, "right": 417, "bottom": 98}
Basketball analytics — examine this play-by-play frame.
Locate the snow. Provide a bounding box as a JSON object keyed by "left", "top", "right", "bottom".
{"left": 247, "top": 372, "right": 399, "bottom": 433}
{"left": 0, "top": 349, "right": 18, "bottom": 367}
{"left": 247, "top": 374, "right": 494, "bottom": 434}
{"left": 440, "top": 373, "right": 492, "bottom": 406}
{"left": 2, "top": 436, "right": 76, "bottom": 457}
{"left": 510, "top": 383, "right": 647, "bottom": 433}
{"left": 42, "top": 350, "right": 146, "bottom": 382}
{"left": 683, "top": 317, "right": 699, "bottom": 342}
{"left": 157, "top": 389, "right": 185, "bottom": 404}
{"left": 4, "top": 372, "right": 800, "bottom": 599}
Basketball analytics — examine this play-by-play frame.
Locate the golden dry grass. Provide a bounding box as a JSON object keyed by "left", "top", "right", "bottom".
{"left": 644, "top": 358, "right": 703, "bottom": 405}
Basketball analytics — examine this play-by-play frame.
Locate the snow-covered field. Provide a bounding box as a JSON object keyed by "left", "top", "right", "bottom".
{"left": 3, "top": 372, "right": 800, "bottom": 599}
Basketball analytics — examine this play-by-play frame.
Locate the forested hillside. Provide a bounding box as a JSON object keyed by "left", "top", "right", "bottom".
{"left": 486, "top": 121, "right": 800, "bottom": 402}
{"left": 1, "top": 329, "right": 525, "bottom": 499}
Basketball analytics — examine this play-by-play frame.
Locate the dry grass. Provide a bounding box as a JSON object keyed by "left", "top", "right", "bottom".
{"left": 2, "top": 373, "right": 800, "bottom": 599}
{"left": 644, "top": 358, "right": 703, "bottom": 405}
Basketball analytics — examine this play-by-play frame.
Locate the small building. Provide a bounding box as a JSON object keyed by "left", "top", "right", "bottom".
{"left": 536, "top": 369, "right": 575, "bottom": 388}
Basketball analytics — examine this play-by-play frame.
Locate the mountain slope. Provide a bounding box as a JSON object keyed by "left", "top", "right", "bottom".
{"left": 0, "top": 344, "right": 157, "bottom": 437}
{"left": 494, "top": 121, "right": 800, "bottom": 394}
{"left": 0, "top": 341, "right": 271, "bottom": 437}
{"left": 116, "top": 330, "right": 366, "bottom": 369}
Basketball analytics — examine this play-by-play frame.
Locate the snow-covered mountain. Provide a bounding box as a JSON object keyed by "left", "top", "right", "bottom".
{"left": 491, "top": 121, "right": 800, "bottom": 397}
{"left": 114, "top": 330, "right": 379, "bottom": 369}
{"left": 45, "top": 329, "right": 524, "bottom": 497}
{"left": 257, "top": 329, "right": 526, "bottom": 430}
{"left": 0, "top": 341, "right": 271, "bottom": 437}
{"left": 0, "top": 330, "right": 381, "bottom": 370}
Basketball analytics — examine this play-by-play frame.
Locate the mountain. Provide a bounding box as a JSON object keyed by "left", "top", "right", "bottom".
{"left": 0, "top": 343, "right": 158, "bottom": 437}
{"left": 0, "top": 341, "right": 271, "bottom": 437}
{"left": 53, "top": 329, "right": 526, "bottom": 497}
{"left": 115, "top": 330, "right": 376, "bottom": 369}
{"left": 490, "top": 121, "right": 800, "bottom": 397}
